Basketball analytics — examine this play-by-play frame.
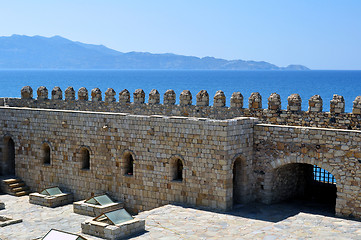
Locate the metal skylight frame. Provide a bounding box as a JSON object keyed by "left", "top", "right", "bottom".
{"left": 84, "top": 194, "right": 114, "bottom": 206}
{"left": 40, "top": 187, "right": 63, "bottom": 196}
{"left": 42, "top": 228, "right": 87, "bottom": 240}
{"left": 93, "top": 208, "right": 133, "bottom": 225}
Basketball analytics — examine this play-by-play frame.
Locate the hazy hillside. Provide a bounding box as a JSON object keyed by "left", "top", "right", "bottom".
{"left": 0, "top": 35, "right": 309, "bottom": 70}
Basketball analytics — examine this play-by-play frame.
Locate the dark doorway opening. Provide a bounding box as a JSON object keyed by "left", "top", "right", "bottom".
{"left": 2, "top": 137, "right": 15, "bottom": 175}
{"left": 233, "top": 158, "right": 242, "bottom": 205}
{"left": 270, "top": 163, "right": 337, "bottom": 214}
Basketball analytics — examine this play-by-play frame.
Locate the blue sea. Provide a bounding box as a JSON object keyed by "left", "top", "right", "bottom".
{"left": 0, "top": 70, "right": 360, "bottom": 112}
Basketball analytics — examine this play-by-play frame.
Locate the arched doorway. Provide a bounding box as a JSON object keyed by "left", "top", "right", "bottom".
{"left": 265, "top": 163, "right": 337, "bottom": 213}
{"left": 2, "top": 136, "right": 15, "bottom": 175}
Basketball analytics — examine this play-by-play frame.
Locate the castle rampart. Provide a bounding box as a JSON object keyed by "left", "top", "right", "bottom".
{"left": 1, "top": 86, "right": 361, "bottom": 130}
{"left": 1, "top": 86, "right": 361, "bottom": 219}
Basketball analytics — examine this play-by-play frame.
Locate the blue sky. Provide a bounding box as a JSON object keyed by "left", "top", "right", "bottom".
{"left": 1, "top": 0, "right": 361, "bottom": 70}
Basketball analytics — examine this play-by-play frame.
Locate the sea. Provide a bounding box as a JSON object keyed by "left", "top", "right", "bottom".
{"left": 0, "top": 70, "right": 360, "bottom": 112}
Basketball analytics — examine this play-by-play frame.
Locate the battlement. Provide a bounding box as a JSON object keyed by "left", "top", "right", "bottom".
{"left": 1, "top": 86, "right": 361, "bottom": 130}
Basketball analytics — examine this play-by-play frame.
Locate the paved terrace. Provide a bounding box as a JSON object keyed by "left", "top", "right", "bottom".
{"left": 0, "top": 194, "right": 360, "bottom": 239}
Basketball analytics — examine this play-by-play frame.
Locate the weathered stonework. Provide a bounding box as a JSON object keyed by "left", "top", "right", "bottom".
{"left": 196, "top": 90, "right": 209, "bottom": 106}
{"left": 268, "top": 93, "right": 281, "bottom": 111}
{"left": 78, "top": 87, "right": 88, "bottom": 101}
{"left": 213, "top": 90, "right": 226, "bottom": 107}
{"left": 287, "top": 94, "right": 302, "bottom": 112}
{"left": 308, "top": 95, "right": 323, "bottom": 112}
{"left": 230, "top": 92, "right": 243, "bottom": 108}
{"left": 29, "top": 192, "right": 73, "bottom": 208}
{"left": 134, "top": 89, "right": 145, "bottom": 104}
{"left": 21, "top": 86, "right": 33, "bottom": 99}
{"left": 353, "top": 96, "right": 361, "bottom": 115}
{"left": 73, "top": 199, "right": 124, "bottom": 217}
{"left": 1, "top": 86, "right": 361, "bottom": 220}
{"left": 249, "top": 92, "right": 262, "bottom": 110}
{"left": 91, "top": 88, "right": 102, "bottom": 102}
{"left": 82, "top": 217, "right": 145, "bottom": 240}
{"left": 148, "top": 89, "right": 160, "bottom": 105}
{"left": 330, "top": 94, "right": 345, "bottom": 114}
{"left": 119, "top": 89, "right": 130, "bottom": 104}
{"left": 180, "top": 90, "right": 192, "bottom": 106}
{"left": 65, "top": 87, "right": 76, "bottom": 101}
{"left": 164, "top": 90, "right": 176, "bottom": 105}
{"left": 105, "top": 88, "right": 116, "bottom": 103}
{"left": 51, "top": 87, "right": 63, "bottom": 100}
{"left": 37, "top": 86, "right": 48, "bottom": 100}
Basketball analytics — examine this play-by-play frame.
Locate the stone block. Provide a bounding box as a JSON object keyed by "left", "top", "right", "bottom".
{"left": 78, "top": 87, "right": 88, "bottom": 101}
{"left": 105, "top": 88, "right": 116, "bottom": 102}
{"left": 230, "top": 92, "right": 243, "bottom": 108}
{"left": 29, "top": 192, "right": 73, "bottom": 208}
{"left": 37, "top": 86, "right": 48, "bottom": 100}
{"left": 65, "top": 87, "right": 75, "bottom": 101}
{"left": 180, "top": 90, "right": 192, "bottom": 106}
{"left": 91, "top": 88, "right": 102, "bottom": 102}
{"left": 249, "top": 92, "right": 262, "bottom": 109}
{"left": 287, "top": 93, "right": 301, "bottom": 112}
{"left": 119, "top": 89, "right": 130, "bottom": 104}
{"left": 330, "top": 94, "right": 345, "bottom": 114}
{"left": 51, "top": 86, "right": 63, "bottom": 100}
{"left": 196, "top": 90, "right": 209, "bottom": 106}
{"left": 308, "top": 95, "right": 323, "bottom": 112}
{"left": 268, "top": 93, "right": 281, "bottom": 111}
{"left": 134, "top": 89, "right": 145, "bottom": 104}
{"left": 149, "top": 89, "right": 160, "bottom": 104}
{"left": 21, "top": 86, "right": 33, "bottom": 99}
{"left": 164, "top": 89, "right": 176, "bottom": 105}
{"left": 352, "top": 96, "right": 361, "bottom": 114}
{"left": 213, "top": 90, "right": 226, "bottom": 107}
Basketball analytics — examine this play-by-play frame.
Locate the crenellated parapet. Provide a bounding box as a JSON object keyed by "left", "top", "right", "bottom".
{"left": 65, "top": 87, "right": 75, "bottom": 101}
{"left": 196, "top": 90, "right": 209, "bottom": 106}
{"left": 3, "top": 86, "right": 361, "bottom": 130}
{"left": 330, "top": 94, "right": 345, "bottom": 114}
{"left": 287, "top": 94, "right": 301, "bottom": 113}
{"left": 268, "top": 93, "right": 281, "bottom": 111}
{"left": 308, "top": 95, "right": 323, "bottom": 112}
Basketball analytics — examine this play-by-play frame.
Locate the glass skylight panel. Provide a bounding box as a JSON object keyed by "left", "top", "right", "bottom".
{"left": 94, "top": 195, "right": 114, "bottom": 205}
{"left": 85, "top": 194, "right": 114, "bottom": 205}
{"left": 42, "top": 229, "right": 87, "bottom": 240}
{"left": 40, "top": 187, "right": 63, "bottom": 196}
{"left": 104, "top": 209, "right": 133, "bottom": 225}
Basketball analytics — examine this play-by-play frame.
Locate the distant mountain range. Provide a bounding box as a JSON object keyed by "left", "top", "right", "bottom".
{"left": 0, "top": 35, "right": 309, "bottom": 70}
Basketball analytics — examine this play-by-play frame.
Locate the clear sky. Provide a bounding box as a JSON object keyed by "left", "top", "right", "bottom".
{"left": 1, "top": 0, "right": 361, "bottom": 70}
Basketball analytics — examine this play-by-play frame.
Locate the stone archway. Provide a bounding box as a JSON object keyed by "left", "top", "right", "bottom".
{"left": 264, "top": 158, "right": 340, "bottom": 214}
{"left": 2, "top": 136, "right": 15, "bottom": 175}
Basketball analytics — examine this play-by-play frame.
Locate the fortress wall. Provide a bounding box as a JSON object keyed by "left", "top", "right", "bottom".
{"left": 253, "top": 124, "right": 361, "bottom": 218}
{"left": 2, "top": 86, "right": 361, "bottom": 130}
{"left": 0, "top": 106, "right": 256, "bottom": 212}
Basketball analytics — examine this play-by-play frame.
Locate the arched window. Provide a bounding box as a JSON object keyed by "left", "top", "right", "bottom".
{"left": 123, "top": 152, "right": 134, "bottom": 176}
{"left": 80, "top": 148, "right": 90, "bottom": 170}
{"left": 170, "top": 157, "right": 184, "bottom": 181}
{"left": 42, "top": 143, "right": 51, "bottom": 165}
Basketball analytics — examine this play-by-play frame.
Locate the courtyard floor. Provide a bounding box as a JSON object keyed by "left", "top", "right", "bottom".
{"left": 0, "top": 194, "right": 361, "bottom": 239}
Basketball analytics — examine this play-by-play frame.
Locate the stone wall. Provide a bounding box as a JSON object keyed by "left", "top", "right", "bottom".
{"left": 253, "top": 124, "right": 361, "bottom": 218}
{"left": 0, "top": 106, "right": 256, "bottom": 212}
{"left": 1, "top": 86, "right": 361, "bottom": 130}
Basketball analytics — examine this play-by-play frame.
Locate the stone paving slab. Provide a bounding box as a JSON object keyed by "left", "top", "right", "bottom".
{"left": 1, "top": 194, "right": 361, "bottom": 239}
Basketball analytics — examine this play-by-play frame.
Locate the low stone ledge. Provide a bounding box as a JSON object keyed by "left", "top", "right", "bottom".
{"left": 81, "top": 218, "right": 145, "bottom": 240}
{"left": 29, "top": 192, "right": 73, "bottom": 208}
{"left": 0, "top": 202, "right": 4, "bottom": 210}
{"left": 73, "top": 200, "right": 124, "bottom": 217}
{"left": 0, "top": 215, "right": 22, "bottom": 227}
